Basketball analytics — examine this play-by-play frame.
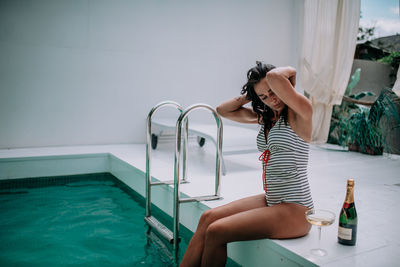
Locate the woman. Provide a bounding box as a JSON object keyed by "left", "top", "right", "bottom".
{"left": 180, "top": 62, "right": 314, "bottom": 267}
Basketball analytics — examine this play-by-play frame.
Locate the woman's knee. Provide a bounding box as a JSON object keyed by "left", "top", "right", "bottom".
{"left": 204, "top": 220, "right": 227, "bottom": 245}
{"left": 301, "top": 220, "right": 312, "bottom": 236}
{"left": 198, "top": 209, "right": 217, "bottom": 229}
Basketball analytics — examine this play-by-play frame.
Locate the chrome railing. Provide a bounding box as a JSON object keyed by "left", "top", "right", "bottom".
{"left": 145, "top": 101, "right": 188, "bottom": 218}
{"left": 172, "top": 103, "right": 223, "bottom": 256}
{"left": 144, "top": 101, "right": 223, "bottom": 263}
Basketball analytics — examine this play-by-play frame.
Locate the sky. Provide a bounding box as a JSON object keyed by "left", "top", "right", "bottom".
{"left": 360, "top": 0, "right": 400, "bottom": 38}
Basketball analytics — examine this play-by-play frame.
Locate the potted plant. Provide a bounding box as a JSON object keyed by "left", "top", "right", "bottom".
{"left": 346, "top": 88, "right": 400, "bottom": 155}
{"left": 328, "top": 68, "right": 375, "bottom": 147}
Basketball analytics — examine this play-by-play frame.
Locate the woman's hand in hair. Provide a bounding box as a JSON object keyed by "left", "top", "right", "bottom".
{"left": 265, "top": 67, "right": 312, "bottom": 120}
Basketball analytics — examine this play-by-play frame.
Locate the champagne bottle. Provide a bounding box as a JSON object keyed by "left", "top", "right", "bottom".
{"left": 338, "top": 179, "right": 357, "bottom": 245}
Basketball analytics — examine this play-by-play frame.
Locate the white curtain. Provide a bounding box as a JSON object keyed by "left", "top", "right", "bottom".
{"left": 300, "top": 0, "right": 361, "bottom": 143}
{"left": 393, "top": 67, "right": 400, "bottom": 97}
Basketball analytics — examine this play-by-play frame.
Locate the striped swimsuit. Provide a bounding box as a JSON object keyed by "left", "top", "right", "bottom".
{"left": 257, "top": 117, "right": 314, "bottom": 209}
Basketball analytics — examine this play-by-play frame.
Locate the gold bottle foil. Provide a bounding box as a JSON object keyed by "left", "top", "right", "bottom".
{"left": 345, "top": 179, "right": 354, "bottom": 203}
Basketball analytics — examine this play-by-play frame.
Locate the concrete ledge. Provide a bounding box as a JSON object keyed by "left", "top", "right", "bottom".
{"left": 0, "top": 153, "right": 109, "bottom": 179}
{"left": 0, "top": 144, "right": 316, "bottom": 267}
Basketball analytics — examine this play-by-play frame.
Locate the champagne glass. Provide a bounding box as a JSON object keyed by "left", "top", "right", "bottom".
{"left": 305, "top": 209, "right": 335, "bottom": 257}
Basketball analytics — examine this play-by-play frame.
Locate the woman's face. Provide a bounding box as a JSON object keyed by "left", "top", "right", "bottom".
{"left": 254, "top": 78, "right": 285, "bottom": 112}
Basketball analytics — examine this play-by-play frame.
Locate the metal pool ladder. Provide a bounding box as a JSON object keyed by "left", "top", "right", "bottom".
{"left": 145, "top": 101, "right": 223, "bottom": 261}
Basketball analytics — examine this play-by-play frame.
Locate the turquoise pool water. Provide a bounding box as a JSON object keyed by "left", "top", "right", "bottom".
{"left": 0, "top": 174, "right": 185, "bottom": 266}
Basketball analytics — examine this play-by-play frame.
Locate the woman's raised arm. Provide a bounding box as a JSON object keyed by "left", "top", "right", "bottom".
{"left": 216, "top": 95, "right": 258, "bottom": 124}
{"left": 266, "top": 67, "right": 312, "bottom": 120}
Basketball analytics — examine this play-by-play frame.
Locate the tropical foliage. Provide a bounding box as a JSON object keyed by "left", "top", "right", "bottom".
{"left": 346, "top": 88, "right": 400, "bottom": 154}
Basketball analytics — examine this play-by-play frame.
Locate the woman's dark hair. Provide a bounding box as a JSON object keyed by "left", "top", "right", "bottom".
{"left": 241, "top": 61, "right": 288, "bottom": 133}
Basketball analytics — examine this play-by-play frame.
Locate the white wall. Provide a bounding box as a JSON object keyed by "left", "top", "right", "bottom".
{"left": 0, "top": 0, "right": 303, "bottom": 149}
{"left": 350, "top": 59, "right": 393, "bottom": 101}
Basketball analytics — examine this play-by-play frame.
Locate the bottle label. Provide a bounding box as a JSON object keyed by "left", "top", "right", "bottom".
{"left": 338, "top": 226, "right": 352, "bottom": 240}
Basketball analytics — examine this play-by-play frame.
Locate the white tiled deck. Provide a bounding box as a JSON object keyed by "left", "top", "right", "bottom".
{"left": 0, "top": 141, "right": 399, "bottom": 267}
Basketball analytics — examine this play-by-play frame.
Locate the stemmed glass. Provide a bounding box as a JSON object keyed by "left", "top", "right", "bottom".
{"left": 305, "top": 209, "right": 335, "bottom": 257}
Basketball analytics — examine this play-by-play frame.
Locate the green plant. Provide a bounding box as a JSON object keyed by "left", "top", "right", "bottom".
{"left": 378, "top": 51, "right": 400, "bottom": 69}
{"left": 328, "top": 69, "right": 375, "bottom": 146}
{"left": 346, "top": 88, "right": 400, "bottom": 155}
{"left": 347, "top": 108, "right": 382, "bottom": 154}
{"left": 378, "top": 52, "right": 400, "bottom": 85}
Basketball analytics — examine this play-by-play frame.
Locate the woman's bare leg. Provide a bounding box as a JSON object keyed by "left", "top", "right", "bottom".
{"left": 201, "top": 203, "right": 311, "bottom": 267}
{"left": 179, "top": 194, "right": 267, "bottom": 267}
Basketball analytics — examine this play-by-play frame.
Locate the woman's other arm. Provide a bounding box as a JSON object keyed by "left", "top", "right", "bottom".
{"left": 216, "top": 95, "right": 258, "bottom": 124}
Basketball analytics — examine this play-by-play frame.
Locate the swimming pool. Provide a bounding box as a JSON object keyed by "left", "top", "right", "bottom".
{"left": 0, "top": 173, "right": 239, "bottom": 266}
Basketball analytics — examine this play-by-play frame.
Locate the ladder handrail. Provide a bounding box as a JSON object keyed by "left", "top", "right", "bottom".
{"left": 172, "top": 103, "right": 223, "bottom": 253}
{"left": 145, "top": 101, "right": 223, "bottom": 264}
{"left": 145, "top": 101, "right": 188, "bottom": 218}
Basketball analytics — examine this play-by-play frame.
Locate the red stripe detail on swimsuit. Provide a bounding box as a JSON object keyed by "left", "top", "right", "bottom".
{"left": 259, "top": 149, "right": 271, "bottom": 192}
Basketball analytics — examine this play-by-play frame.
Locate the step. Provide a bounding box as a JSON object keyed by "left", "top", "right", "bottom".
{"left": 150, "top": 180, "right": 189, "bottom": 186}
{"left": 179, "top": 194, "right": 222, "bottom": 203}
{"left": 144, "top": 216, "right": 174, "bottom": 244}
